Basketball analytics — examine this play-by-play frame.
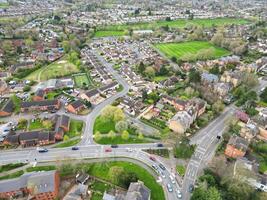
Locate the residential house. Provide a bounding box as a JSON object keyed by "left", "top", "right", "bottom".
{"left": 201, "top": 72, "right": 219, "bottom": 85}
{"left": 99, "top": 81, "right": 118, "bottom": 94}
{"left": 189, "top": 98, "right": 206, "bottom": 117}
{"left": 160, "top": 76, "right": 179, "bottom": 88}
{"left": 0, "top": 170, "right": 60, "bottom": 200}
{"left": 221, "top": 71, "right": 242, "bottom": 87}
{"left": 19, "top": 131, "right": 55, "bottom": 147}
{"left": 0, "top": 79, "right": 8, "bottom": 95}
{"left": 80, "top": 89, "right": 100, "bottom": 103}
{"left": 224, "top": 136, "right": 249, "bottom": 158}
{"left": 63, "top": 184, "right": 88, "bottom": 200}
{"left": 214, "top": 82, "right": 232, "bottom": 97}
{"left": 66, "top": 100, "right": 86, "bottom": 114}
{"left": 162, "top": 95, "right": 189, "bottom": 111}
{"left": 21, "top": 99, "right": 60, "bottom": 112}
{"left": 168, "top": 111, "right": 194, "bottom": 134}
{"left": 236, "top": 110, "right": 249, "bottom": 123}
{"left": 0, "top": 99, "right": 14, "bottom": 117}
{"left": 54, "top": 115, "right": 70, "bottom": 141}
{"left": 32, "top": 89, "right": 45, "bottom": 101}
{"left": 240, "top": 123, "right": 259, "bottom": 141}
{"left": 125, "top": 181, "right": 151, "bottom": 200}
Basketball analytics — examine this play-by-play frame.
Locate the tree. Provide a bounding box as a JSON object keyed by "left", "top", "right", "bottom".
{"left": 145, "top": 66, "right": 155, "bottom": 78}
{"left": 188, "top": 68, "right": 201, "bottom": 83}
{"left": 94, "top": 131, "right": 102, "bottom": 141}
{"left": 207, "top": 187, "right": 222, "bottom": 200}
{"left": 241, "top": 72, "right": 259, "bottom": 89}
{"left": 209, "top": 66, "right": 220, "bottom": 75}
{"left": 23, "top": 85, "right": 31, "bottom": 92}
{"left": 171, "top": 56, "right": 177, "bottom": 63}
{"left": 113, "top": 108, "right": 125, "bottom": 122}
{"left": 212, "top": 100, "right": 225, "bottom": 114}
{"left": 185, "top": 87, "right": 195, "bottom": 98}
{"left": 42, "top": 120, "right": 53, "bottom": 130}
{"left": 64, "top": 135, "right": 69, "bottom": 141}
{"left": 108, "top": 166, "right": 124, "bottom": 184}
{"left": 115, "top": 121, "right": 128, "bottom": 133}
{"left": 260, "top": 87, "right": 267, "bottom": 103}
{"left": 121, "top": 130, "right": 129, "bottom": 140}
{"left": 211, "top": 32, "right": 224, "bottom": 47}
{"left": 138, "top": 133, "right": 144, "bottom": 140}
{"left": 137, "top": 62, "right": 146, "bottom": 74}
{"left": 108, "top": 130, "right": 116, "bottom": 139}
{"left": 120, "top": 172, "right": 138, "bottom": 187}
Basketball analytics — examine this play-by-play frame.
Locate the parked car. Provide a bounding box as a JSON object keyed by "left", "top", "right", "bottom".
{"left": 111, "top": 144, "right": 118, "bottom": 148}
{"left": 160, "top": 171, "right": 166, "bottom": 178}
{"left": 189, "top": 184, "right": 194, "bottom": 193}
{"left": 71, "top": 146, "right": 79, "bottom": 150}
{"left": 167, "top": 183, "right": 173, "bottom": 192}
{"left": 169, "top": 175, "right": 175, "bottom": 184}
{"left": 105, "top": 148, "right": 112, "bottom": 152}
{"left": 159, "top": 163, "right": 166, "bottom": 170}
{"left": 149, "top": 156, "right": 156, "bottom": 161}
{"left": 152, "top": 164, "right": 158, "bottom": 171}
{"left": 176, "top": 189, "right": 182, "bottom": 199}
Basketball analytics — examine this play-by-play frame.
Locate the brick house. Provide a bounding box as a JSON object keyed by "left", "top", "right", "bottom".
{"left": 54, "top": 115, "right": 70, "bottom": 141}
{"left": 0, "top": 99, "right": 14, "bottom": 117}
{"left": 32, "top": 89, "right": 45, "bottom": 101}
{"left": 224, "top": 136, "right": 249, "bottom": 158}
{"left": 21, "top": 100, "right": 60, "bottom": 112}
{"left": 80, "top": 89, "right": 100, "bottom": 103}
{"left": 0, "top": 170, "right": 60, "bottom": 200}
{"left": 168, "top": 111, "right": 194, "bottom": 134}
{"left": 66, "top": 100, "right": 86, "bottom": 114}
{"left": 162, "top": 95, "right": 189, "bottom": 111}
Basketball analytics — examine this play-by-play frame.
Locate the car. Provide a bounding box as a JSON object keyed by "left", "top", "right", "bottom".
{"left": 176, "top": 189, "right": 182, "bottom": 199}
{"left": 38, "top": 148, "right": 48, "bottom": 153}
{"left": 105, "top": 148, "right": 112, "bottom": 152}
{"left": 71, "top": 146, "right": 79, "bottom": 150}
{"left": 149, "top": 156, "right": 156, "bottom": 161}
{"left": 167, "top": 183, "right": 173, "bottom": 192}
{"left": 189, "top": 184, "right": 194, "bottom": 193}
{"left": 126, "top": 148, "right": 133, "bottom": 152}
{"left": 152, "top": 164, "right": 158, "bottom": 171}
{"left": 160, "top": 171, "right": 166, "bottom": 178}
{"left": 216, "top": 135, "right": 221, "bottom": 140}
{"left": 169, "top": 175, "right": 176, "bottom": 184}
{"left": 157, "top": 143, "right": 164, "bottom": 147}
{"left": 159, "top": 163, "right": 166, "bottom": 170}
{"left": 111, "top": 144, "right": 118, "bottom": 148}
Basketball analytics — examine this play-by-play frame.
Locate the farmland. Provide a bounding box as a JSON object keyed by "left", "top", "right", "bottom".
{"left": 154, "top": 41, "right": 231, "bottom": 61}
{"left": 94, "top": 30, "right": 126, "bottom": 37}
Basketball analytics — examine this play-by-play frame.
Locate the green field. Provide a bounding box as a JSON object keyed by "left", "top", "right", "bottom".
{"left": 99, "top": 18, "right": 249, "bottom": 31}
{"left": 54, "top": 138, "right": 81, "bottom": 148}
{"left": 94, "top": 30, "right": 126, "bottom": 37}
{"left": 26, "top": 60, "right": 80, "bottom": 81}
{"left": 155, "top": 41, "right": 230, "bottom": 61}
{"left": 73, "top": 73, "right": 93, "bottom": 88}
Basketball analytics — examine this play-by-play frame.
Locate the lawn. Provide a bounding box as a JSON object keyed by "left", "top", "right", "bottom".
{"left": 66, "top": 120, "right": 84, "bottom": 138}
{"left": 99, "top": 18, "right": 249, "bottom": 31}
{"left": 93, "top": 117, "right": 116, "bottom": 134}
{"left": 0, "top": 163, "right": 25, "bottom": 173}
{"left": 0, "top": 170, "right": 24, "bottom": 181}
{"left": 28, "top": 119, "right": 45, "bottom": 131}
{"left": 90, "top": 180, "right": 113, "bottom": 200}
{"left": 73, "top": 73, "right": 92, "bottom": 88}
{"left": 54, "top": 138, "right": 81, "bottom": 148}
{"left": 46, "top": 91, "right": 61, "bottom": 100}
{"left": 96, "top": 135, "right": 150, "bottom": 145}
{"left": 94, "top": 30, "right": 126, "bottom": 37}
{"left": 26, "top": 60, "right": 80, "bottom": 81}
{"left": 26, "top": 165, "right": 56, "bottom": 172}
{"left": 0, "top": 2, "right": 9, "bottom": 8}
{"left": 176, "top": 165, "right": 186, "bottom": 177}
{"left": 155, "top": 41, "right": 230, "bottom": 61}
{"left": 85, "top": 161, "right": 164, "bottom": 200}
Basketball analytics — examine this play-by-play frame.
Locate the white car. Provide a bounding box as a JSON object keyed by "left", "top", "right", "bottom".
{"left": 176, "top": 189, "right": 182, "bottom": 199}
{"left": 169, "top": 175, "right": 176, "bottom": 184}
{"left": 167, "top": 183, "right": 173, "bottom": 192}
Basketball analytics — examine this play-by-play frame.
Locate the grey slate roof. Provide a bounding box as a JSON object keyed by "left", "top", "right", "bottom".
{"left": 125, "top": 181, "right": 150, "bottom": 200}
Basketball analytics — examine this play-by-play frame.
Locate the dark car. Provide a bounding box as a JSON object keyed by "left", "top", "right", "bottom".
{"left": 159, "top": 163, "right": 166, "bottom": 170}
{"left": 216, "top": 135, "right": 221, "bottom": 140}
{"left": 189, "top": 184, "right": 194, "bottom": 193}
{"left": 111, "top": 144, "right": 118, "bottom": 148}
{"left": 38, "top": 148, "right": 48, "bottom": 153}
{"left": 157, "top": 143, "right": 164, "bottom": 147}
{"left": 72, "top": 146, "right": 79, "bottom": 150}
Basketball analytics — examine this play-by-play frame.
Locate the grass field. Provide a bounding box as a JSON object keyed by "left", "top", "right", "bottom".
{"left": 86, "top": 161, "right": 164, "bottom": 200}
{"left": 99, "top": 18, "right": 249, "bottom": 32}
{"left": 96, "top": 135, "right": 150, "bottom": 145}
{"left": 54, "top": 138, "right": 81, "bottom": 148}
{"left": 94, "top": 30, "right": 126, "bottom": 37}
{"left": 73, "top": 73, "right": 93, "bottom": 88}
{"left": 26, "top": 60, "right": 80, "bottom": 81}
{"left": 155, "top": 41, "right": 230, "bottom": 60}
{"left": 66, "top": 120, "right": 84, "bottom": 138}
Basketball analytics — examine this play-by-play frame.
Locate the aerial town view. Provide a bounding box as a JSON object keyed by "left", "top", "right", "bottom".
{"left": 0, "top": 0, "right": 266, "bottom": 199}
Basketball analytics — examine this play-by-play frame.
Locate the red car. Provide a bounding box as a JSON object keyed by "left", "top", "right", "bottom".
{"left": 105, "top": 148, "right": 112, "bottom": 152}
{"left": 149, "top": 156, "right": 156, "bottom": 161}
